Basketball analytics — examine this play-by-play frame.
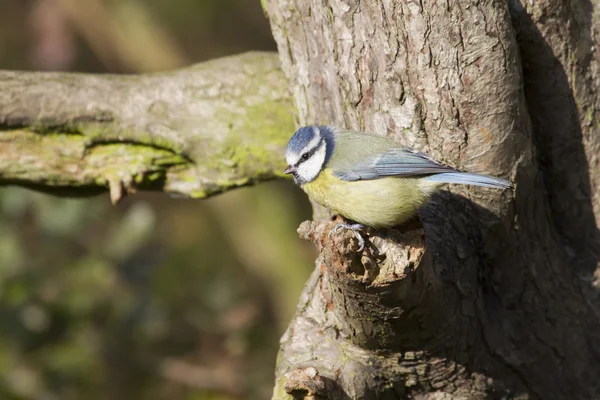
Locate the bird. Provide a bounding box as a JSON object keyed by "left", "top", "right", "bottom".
{"left": 284, "top": 125, "right": 512, "bottom": 251}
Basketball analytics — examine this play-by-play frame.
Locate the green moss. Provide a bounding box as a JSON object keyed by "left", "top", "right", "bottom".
{"left": 183, "top": 95, "right": 294, "bottom": 191}
{"left": 228, "top": 99, "right": 293, "bottom": 165}
{"left": 145, "top": 171, "right": 164, "bottom": 182}
{"left": 272, "top": 377, "right": 293, "bottom": 399}
{"left": 4, "top": 87, "right": 294, "bottom": 199}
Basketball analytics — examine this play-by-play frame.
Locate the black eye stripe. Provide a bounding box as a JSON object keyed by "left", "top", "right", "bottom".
{"left": 295, "top": 139, "right": 324, "bottom": 167}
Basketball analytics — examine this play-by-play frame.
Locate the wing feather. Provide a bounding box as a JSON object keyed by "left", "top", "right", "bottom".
{"left": 333, "top": 147, "right": 456, "bottom": 181}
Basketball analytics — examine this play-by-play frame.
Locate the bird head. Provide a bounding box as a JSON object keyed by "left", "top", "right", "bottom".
{"left": 284, "top": 125, "right": 334, "bottom": 185}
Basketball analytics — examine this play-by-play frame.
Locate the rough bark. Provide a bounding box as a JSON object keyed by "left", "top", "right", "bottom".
{"left": 0, "top": 52, "right": 294, "bottom": 203}
{"left": 509, "top": 0, "right": 600, "bottom": 307}
{"left": 264, "top": 0, "right": 600, "bottom": 398}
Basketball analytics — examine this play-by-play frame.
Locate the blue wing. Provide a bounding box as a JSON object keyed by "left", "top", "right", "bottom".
{"left": 333, "top": 147, "right": 456, "bottom": 181}
{"left": 327, "top": 129, "right": 512, "bottom": 189}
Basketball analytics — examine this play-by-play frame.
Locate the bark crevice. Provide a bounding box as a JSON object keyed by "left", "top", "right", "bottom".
{"left": 509, "top": 0, "right": 600, "bottom": 306}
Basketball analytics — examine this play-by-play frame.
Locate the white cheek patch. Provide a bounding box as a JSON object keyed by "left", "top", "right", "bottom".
{"left": 286, "top": 128, "right": 322, "bottom": 166}
{"left": 297, "top": 142, "right": 327, "bottom": 183}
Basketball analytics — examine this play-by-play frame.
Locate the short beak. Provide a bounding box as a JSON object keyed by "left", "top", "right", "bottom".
{"left": 284, "top": 165, "right": 294, "bottom": 175}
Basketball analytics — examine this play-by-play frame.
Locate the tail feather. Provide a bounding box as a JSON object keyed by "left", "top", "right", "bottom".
{"left": 424, "top": 172, "right": 512, "bottom": 189}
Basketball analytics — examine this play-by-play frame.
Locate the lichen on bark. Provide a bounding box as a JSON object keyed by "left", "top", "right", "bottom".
{"left": 0, "top": 52, "right": 295, "bottom": 202}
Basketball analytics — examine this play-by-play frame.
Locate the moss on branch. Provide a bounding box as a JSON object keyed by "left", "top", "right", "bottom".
{"left": 0, "top": 52, "right": 295, "bottom": 202}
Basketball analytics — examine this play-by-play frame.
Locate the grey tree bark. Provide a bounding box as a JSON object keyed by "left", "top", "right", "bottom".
{"left": 263, "top": 0, "right": 600, "bottom": 398}
{"left": 0, "top": 52, "right": 294, "bottom": 202}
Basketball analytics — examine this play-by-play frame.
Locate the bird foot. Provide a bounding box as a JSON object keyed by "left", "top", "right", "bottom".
{"left": 328, "top": 223, "right": 367, "bottom": 251}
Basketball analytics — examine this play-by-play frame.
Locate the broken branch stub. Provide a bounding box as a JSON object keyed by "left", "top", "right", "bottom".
{"left": 272, "top": 219, "right": 462, "bottom": 398}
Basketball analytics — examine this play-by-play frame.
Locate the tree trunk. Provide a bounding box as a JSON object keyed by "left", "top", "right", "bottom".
{"left": 264, "top": 0, "right": 600, "bottom": 398}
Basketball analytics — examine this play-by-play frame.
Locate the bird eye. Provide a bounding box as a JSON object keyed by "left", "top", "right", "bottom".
{"left": 301, "top": 153, "right": 309, "bottom": 161}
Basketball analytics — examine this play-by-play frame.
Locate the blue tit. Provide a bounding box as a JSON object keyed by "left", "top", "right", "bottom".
{"left": 284, "top": 126, "right": 512, "bottom": 250}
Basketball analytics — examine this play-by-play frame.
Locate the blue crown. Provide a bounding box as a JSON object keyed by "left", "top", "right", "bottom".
{"left": 287, "top": 126, "right": 319, "bottom": 154}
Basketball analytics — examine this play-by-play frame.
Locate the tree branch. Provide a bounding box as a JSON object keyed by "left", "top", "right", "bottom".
{"left": 0, "top": 52, "right": 295, "bottom": 203}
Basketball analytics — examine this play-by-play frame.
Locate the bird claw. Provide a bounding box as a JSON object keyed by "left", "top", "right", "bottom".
{"left": 328, "top": 223, "right": 367, "bottom": 251}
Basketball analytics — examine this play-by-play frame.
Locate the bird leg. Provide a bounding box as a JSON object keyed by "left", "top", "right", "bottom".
{"left": 328, "top": 222, "right": 367, "bottom": 251}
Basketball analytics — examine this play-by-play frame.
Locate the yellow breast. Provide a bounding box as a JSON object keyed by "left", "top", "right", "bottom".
{"left": 302, "top": 169, "right": 439, "bottom": 228}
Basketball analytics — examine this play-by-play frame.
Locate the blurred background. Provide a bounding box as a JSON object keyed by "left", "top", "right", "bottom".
{"left": 0, "top": 1, "right": 315, "bottom": 399}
